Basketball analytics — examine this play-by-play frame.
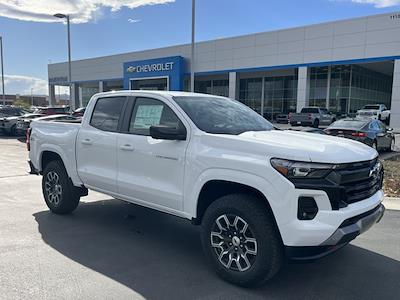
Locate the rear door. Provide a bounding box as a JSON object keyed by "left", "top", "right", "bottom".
{"left": 116, "top": 96, "right": 189, "bottom": 211}
{"left": 76, "top": 96, "right": 127, "bottom": 193}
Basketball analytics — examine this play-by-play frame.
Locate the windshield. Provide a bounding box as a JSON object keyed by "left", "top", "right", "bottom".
{"left": 173, "top": 96, "right": 273, "bottom": 135}
{"left": 301, "top": 107, "right": 319, "bottom": 113}
{"left": 363, "top": 105, "right": 380, "bottom": 110}
{"left": 329, "top": 119, "right": 367, "bottom": 129}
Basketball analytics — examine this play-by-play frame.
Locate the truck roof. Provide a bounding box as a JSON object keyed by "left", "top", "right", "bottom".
{"left": 92, "top": 90, "right": 224, "bottom": 99}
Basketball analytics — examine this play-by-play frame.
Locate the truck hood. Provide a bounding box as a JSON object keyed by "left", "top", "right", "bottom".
{"left": 213, "top": 130, "right": 377, "bottom": 164}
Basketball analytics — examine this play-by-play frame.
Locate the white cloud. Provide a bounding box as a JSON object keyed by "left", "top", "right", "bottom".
{"left": 3, "top": 74, "right": 49, "bottom": 95}
{"left": 0, "top": 0, "right": 175, "bottom": 24}
{"left": 128, "top": 18, "right": 141, "bottom": 23}
{"left": 345, "top": 0, "right": 400, "bottom": 7}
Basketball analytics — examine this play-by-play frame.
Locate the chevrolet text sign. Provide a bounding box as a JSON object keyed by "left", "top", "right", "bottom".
{"left": 123, "top": 56, "right": 184, "bottom": 91}
{"left": 126, "top": 62, "right": 174, "bottom": 73}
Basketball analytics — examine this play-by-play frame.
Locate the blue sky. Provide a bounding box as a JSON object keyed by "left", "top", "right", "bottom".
{"left": 0, "top": 0, "right": 399, "bottom": 95}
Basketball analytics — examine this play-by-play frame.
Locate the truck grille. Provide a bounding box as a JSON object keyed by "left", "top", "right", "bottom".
{"left": 335, "top": 158, "right": 383, "bottom": 206}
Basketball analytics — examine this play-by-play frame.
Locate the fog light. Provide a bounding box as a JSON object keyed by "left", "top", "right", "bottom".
{"left": 298, "top": 197, "right": 318, "bottom": 220}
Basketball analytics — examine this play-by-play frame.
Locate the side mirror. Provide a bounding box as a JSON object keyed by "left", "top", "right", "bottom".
{"left": 150, "top": 124, "right": 186, "bottom": 141}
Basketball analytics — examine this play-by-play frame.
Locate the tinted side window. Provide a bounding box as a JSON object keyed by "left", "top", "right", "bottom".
{"left": 90, "top": 97, "right": 126, "bottom": 132}
{"left": 129, "top": 97, "right": 181, "bottom": 136}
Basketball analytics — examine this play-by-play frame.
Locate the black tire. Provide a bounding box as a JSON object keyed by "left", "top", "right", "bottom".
{"left": 290, "top": 123, "right": 297, "bottom": 127}
{"left": 201, "top": 194, "right": 283, "bottom": 287}
{"left": 313, "top": 119, "right": 319, "bottom": 128}
{"left": 42, "top": 160, "right": 80, "bottom": 214}
{"left": 386, "top": 116, "right": 390, "bottom": 126}
{"left": 9, "top": 124, "right": 16, "bottom": 136}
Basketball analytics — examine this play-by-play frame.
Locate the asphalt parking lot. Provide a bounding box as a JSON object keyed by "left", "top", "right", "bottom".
{"left": 0, "top": 135, "right": 399, "bottom": 299}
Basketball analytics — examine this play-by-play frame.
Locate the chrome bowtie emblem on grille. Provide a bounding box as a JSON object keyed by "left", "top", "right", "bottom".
{"left": 369, "top": 161, "right": 381, "bottom": 177}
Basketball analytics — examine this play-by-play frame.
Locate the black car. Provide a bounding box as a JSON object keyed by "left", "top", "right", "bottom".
{"left": 0, "top": 106, "right": 25, "bottom": 118}
{"left": 275, "top": 113, "right": 289, "bottom": 124}
{"left": 324, "top": 119, "right": 395, "bottom": 151}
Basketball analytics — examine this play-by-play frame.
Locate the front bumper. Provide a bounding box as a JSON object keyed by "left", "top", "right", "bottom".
{"left": 286, "top": 203, "right": 385, "bottom": 260}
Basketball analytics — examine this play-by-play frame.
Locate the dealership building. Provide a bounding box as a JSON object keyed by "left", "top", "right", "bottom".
{"left": 48, "top": 11, "right": 400, "bottom": 128}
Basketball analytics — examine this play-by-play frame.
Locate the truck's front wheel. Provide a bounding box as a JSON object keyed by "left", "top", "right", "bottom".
{"left": 201, "top": 194, "right": 283, "bottom": 287}
{"left": 42, "top": 160, "right": 80, "bottom": 214}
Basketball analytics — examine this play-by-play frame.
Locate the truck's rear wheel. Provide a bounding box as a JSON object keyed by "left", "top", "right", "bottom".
{"left": 42, "top": 160, "right": 80, "bottom": 214}
{"left": 201, "top": 194, "right": 283, "bottom": 287}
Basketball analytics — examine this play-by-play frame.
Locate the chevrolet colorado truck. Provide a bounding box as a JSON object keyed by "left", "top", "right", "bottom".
{"left": 28, "top": 91, "right": 385, "bottom": 287}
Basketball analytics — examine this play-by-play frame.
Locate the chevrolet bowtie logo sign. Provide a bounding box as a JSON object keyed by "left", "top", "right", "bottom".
{"left": 126, "top": 62, "right": 174, "bottom": 73}
{"left": 369, "top": 161, "right": 382, "bottom": 178}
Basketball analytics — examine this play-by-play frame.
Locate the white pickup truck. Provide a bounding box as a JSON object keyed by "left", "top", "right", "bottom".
{"left": 356, "top": 104, "right": 391, "bottom": 124}
{"left": 28, "top": 91, "right": 385, "bottom": 287}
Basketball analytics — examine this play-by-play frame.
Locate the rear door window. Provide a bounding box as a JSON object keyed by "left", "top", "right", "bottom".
{"left": 90, "top": 97, "right": 126, "bottom": 132}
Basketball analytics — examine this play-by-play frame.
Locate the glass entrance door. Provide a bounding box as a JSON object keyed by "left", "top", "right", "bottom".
{"left": 130, "top": 77, "right": 168, "bottom": 91}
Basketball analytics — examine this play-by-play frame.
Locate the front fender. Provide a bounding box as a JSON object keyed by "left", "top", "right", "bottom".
{"left": 185, "top": 168, "right": 285, "bottom": 222}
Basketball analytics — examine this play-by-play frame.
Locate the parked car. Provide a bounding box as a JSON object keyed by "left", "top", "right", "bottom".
{"left": 33, "top": 106, "right": 70, "bottom": 116}
{"left": 15, "top": 114, "right": 45, "bottom": 135}
{"left": 72, "top": 107, "right": 86, "bottom": 118}
{"left": 0, "top": 112, "right": 34, "bottom": 136}
{"left": 28, "top": 91, "right": 385, "bottom": 287}
{"left": 325, "top": 119, "right": 395, "bottom": 152}
{"left": 289, "top": 107, "right": 336, "bottom": 128}
{"left": 356, "top": 104, "right": 390, "bottom": 124}
{"left": 0, "top": 106, "right": 25, "bottom": 118}
{"left": 275, "top": 113, "right": 289, "bottom": 124}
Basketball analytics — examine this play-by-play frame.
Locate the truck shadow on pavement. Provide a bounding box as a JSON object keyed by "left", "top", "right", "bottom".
{"left": 33, "top": 199, "right": 400, "bottom": 299}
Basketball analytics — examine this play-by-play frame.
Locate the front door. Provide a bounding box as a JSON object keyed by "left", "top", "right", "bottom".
{"left": 116, "top": 96, "right": 188, "bottom": 211}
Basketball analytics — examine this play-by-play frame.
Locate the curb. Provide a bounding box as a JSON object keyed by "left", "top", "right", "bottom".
{"left": 383, "top": 197, "right": 400, "bottom": 211}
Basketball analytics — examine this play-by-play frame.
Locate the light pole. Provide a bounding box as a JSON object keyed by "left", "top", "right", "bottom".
{"left": 31, "top": 88, "right": 33, "bottom": 106}
{"left": 54, "top": 13, "right": 73, "bottom": 109}
{"left": 190, "top": 0, "right": 195, "bottom": 92}
{"left": 0, "top": 36, "right": 5, "bottom": 106}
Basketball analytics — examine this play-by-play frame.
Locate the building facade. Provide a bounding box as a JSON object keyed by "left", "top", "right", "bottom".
{"left": 48, "top": 11, "right": 400, "bottom": 128}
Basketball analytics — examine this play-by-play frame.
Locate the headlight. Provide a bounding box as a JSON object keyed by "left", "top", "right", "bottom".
{"left": 270, "top": 158, "right": 334, "bottom": 179}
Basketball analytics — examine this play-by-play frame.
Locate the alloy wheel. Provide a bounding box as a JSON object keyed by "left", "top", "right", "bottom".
{"left": 45, "top": 171, "right": 62, "bottom": 206}
{"left": 210, "top": 214, "right": 257, "bottom": 272}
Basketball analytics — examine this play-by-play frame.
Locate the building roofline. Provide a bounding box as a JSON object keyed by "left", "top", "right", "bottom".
{"left": 49, "top": 10, "right": 400, "bottom": 67}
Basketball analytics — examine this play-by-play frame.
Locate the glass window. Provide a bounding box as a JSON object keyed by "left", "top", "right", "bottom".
{"left": 369, "top": 121, "right": 381, "bottom": 131}
{"left": 129, "top": 97, "right": 181, "bottom": 136}
{"left": 301, "top": 107, "right": 319, "bottom": 113}
{"left": 90, "top": 97, "right": 126, "bottom": 132}
{"left": 173, "top": 96, "right": 273, "bottom": 135}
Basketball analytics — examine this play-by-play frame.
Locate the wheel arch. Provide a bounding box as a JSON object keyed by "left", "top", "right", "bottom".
{"left": 41, "top": 150, "right": 65, "bottom": 172}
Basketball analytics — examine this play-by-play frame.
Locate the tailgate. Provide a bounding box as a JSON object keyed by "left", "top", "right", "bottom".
{"left": 290, "top": 113, "right": 310, "bottom": 122}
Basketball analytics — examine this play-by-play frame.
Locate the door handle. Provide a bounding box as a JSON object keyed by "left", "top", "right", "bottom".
{"left": 120, "top": 144, "right": 134, "bottom": 151}
{"left": 81, "top": 138, "right": 93, "bottom": 145}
